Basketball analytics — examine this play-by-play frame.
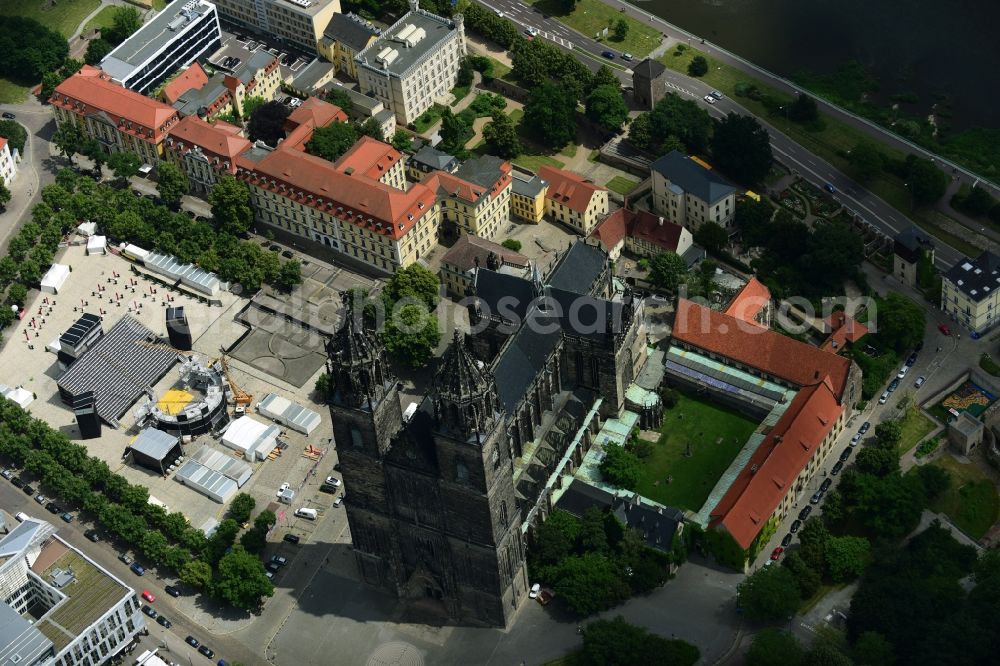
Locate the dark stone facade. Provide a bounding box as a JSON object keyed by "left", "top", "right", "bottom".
{"left": 631, "top": 58, "right": 668, "bottom": 111}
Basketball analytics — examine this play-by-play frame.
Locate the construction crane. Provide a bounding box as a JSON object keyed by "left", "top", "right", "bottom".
{"left": 218, "top": 351, "right": 253, "bottom": 414}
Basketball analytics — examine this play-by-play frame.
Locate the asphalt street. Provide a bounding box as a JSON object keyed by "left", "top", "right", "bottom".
{"left": 0, "top": 100, "right": 58, "bottom": 255}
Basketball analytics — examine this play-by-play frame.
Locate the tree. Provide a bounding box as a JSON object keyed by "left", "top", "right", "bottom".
{"left": 788, "top": 94, "right": 819, "bottom": 123}
{"left": 254, "top": 510, "right": 277, "bottom": 531}
{"left": 239, "top": 527, "right": 267, "bottom": 554}
{"left": 711, "top": 113, "right": 773, "bottom": 185}
{"left": 382, "top": 263, "right": 440, "bottom": 308}
{"left": 156, "top": 162, "right": 188, "bottom": 208}
{"left": 694, "top": 221, "right": 728, "bottom": 254}
{"left": 439, "top": 108, "right": 473, "bottom": 154}
{"left": 648, "top": 94, "right": 713, "bottom": 154}
{"left": 853, "top": 631, "right": 895, "bottom": 666}
{"left": 737, "top": 565, "right": 801, "bottom": 621}
{"left": 105, "top": 6, "right": 142, "bottom": 44}
{"left": 874, "top": 420, "right": 902, "bottom": 450}
{"left": 314, "top": 373, "right": 331, "bottom": 400}
{"left": 84, "top": 38, "right": 113, "bottom": 66}
{"left": 612, "top": 18, "right": 629, "bottom": 41}
{"left": 211, "top": 546, "right": 275, "bottom": 610}
{"left": 0, "top": 120, "right": 28, "bottom": 155}
{"left": 501, "top": 239, "right": 522, "bottom": 252}
{"left": 586, "top": 84, "right": 628, "bottom": 132}
{"left": 855, "top": 446, "right": 899, "bottom": 477}
{"left": 627, "top": 113, "right": 652, "bottom": 150}
{"left": 782, "top": 551, "right": 821, "bottom": 599}
{"left": 247, "top": 101, "right": 291, "bottom": 146}
{"left": 209, "top": 174, "right": 254, "bottom": 236}
{"left": 107, "top": 151, "right": 141, "bottom": 184}
{"left": 524, "top": 82, "right": 577, "bottom": 149}
{"left": 457, "top": 56, "right": 475, "bottom": 87}
{"left": 958, "top": 185, "right": 996, "bottom": 216}
{"left": 551, "top": 552, "right": 630, "bottom": 616}
{"left": 140, "top": 530, "right": 170, "bottom": 565}
{"left": 825, "top": 535, "right": 871, "bottom": 582}
{"left": 746, "top": 629, "right": 803, "bottom": 666}
{"left": 530, "top": 509, "right": 579, "bottom": 570}
{"left": 848, "top": 141, "right": 883, "bottom": 183}
{"left": 688, "top": 55, "right": 708, "bottom": 77}
{"left": 325, "top": 88, "right": 353, "bottom": 112}
{"left": 52, "top": 122, "right": 84, "bottom": 162}
{"left": 275, "top": 260, "right": 302, "bottom": 292}
{"left": 81, "top": 138, "right": 107, "bottom": 178}
{"left": 648, "top": 251, "right": 688, "bottom": 292}
{"left": 0, "top": 16, "right": 69, "bottom": 81}
{"left": 383, "top": 303, "right": 441, "bottom": 368}
{"left": 483, "top": 110, "right": 521, "bottom": 159}
{"left": 916, "top": 464, "right": 950, "bottom": 499}
{"left": 873, "top": 293, "right": 925, "bottom": 353}
{"left": 390, "top": 129, "right": 412, "bottom": 151}
{"left": 0, "top": 181, "right": 10, "bottom": 210}
{"left": 906, "top": 156, "right": 948, "bottom": 206}
{"left": 180, "top": 560, "right": 213, "bottom": 588}
{"left": 600, "top": 442, "right": 641, "bottom": 490}
{"left": 580, "top": 616, "right": 700, "bottom": 666}
{"left": 227, "top": 493, "right": 256, "bottom": 523}
{"left": 593, "top": 65, "right": 619, "bottom": 90}
{"left": 305, "top": 122, "right": 359, "bottom": 162}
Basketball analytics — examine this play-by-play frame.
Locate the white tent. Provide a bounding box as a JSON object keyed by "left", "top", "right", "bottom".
{"left": 77, "top": 221, "right": 97, "bottom": 237}
{"left": 221, "top": 416, "right": 280, "bottom": 461}
{"left": 1, "top": 387, "right": 34, "bottom": 409}
{"left": 120, "top": 243, "right": 150, "bottom": 263}
{"left": 257, "top": 393, "right": 321, "bottom": 435}
{"left": 40, "top": 264, "right": 70, "bottom": 294}
{"left": 86, "top": 235, "right": 107, "bottom": 255}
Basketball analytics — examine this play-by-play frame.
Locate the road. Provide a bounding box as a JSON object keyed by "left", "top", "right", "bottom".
{"left": 474, "top": 0, "right": 980, "bottom": 267}
{"left": 0, "top": 479, "right": 262, "bottom": 666}
{"left": 0, "top": 99, "right": 58, "bottom": 255}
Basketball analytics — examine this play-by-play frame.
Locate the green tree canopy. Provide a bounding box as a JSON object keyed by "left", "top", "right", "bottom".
{"left": 586, "top": 84, "right": 629, "bottom": 131}
{"left": 0, "top": 16, "right": 69, "bottom": 81}
{"left": 694, "top": 221, "right": 728, "bottom": 254}
{"left": 648, "top": 94, "right": 712, "bottom": 154}
{"left": 746, "top": 629, "right": 804, "bottom": 666}
{"left": 524, "top": 82, "right": 578, "bottom": 149}
{"left": 599, "top": 443, "right": 642, "bottom": 490}
{"left": 439, "top": 108, "right": 473, "bottom": 155}
{"left": 788, "top": 94, "right": 819, "bottom": 123}
{"left": 855, "top": 446, "right": 900, "bottom": 477}
{"left": 648, "top": 251, "right": 688, "bottom": 292}
{"left": 483, "top": 110, "right": 521, "bottom": 159}
{"left": 848, "top": 141, "right": 884, "bottom": 183}
{"left": 550, "top": 552, "right": 631, "bottom": 616}
{"left": 105, "top": 6, "right": 142, "bottom": 44}
{"left": 593, "top": 65, "right": 619, "bottom": 90}
{"left": 873, "top": 293, "right": 925, "bottom": 353}
{"left": 227, "top": 493, "right": 256, "bottom": 523}
{"left": 688, "top": 55, "right": 708, "bottom": 77}
{"left": 0, "top": 182, "right": 10, "bottom": 210}
{"left": 180, "top": 560, "right": 213, "bottom": 588}
{"left": 247, "top": 101, "right": 291, "bottom": 146}
{"left": 107, "top": 151, "right": 141, "bottom": 183}
{"left": 211, "top": 546, "right": 275, "bottom": 610}
{"left": 209, "top": 174, "right": 254, "bottom": 236}
{"left": 276, "top": 260, "right": 302, "bottom": 292}
{"left": 0, "top": 119, "right": 28, "bottom": 155}
{"left": 84, "top": 39, "right": 113, "bottom": 66}
{"left": 501, "top": 238, "right": 522, "bottom": 252}
{"left": 710, "top": 113, "right": 773, "bottom": 185}
{"left": 383, "top": 263, "right": 440, "bottom": 308}
{"left": 156, "top": 162, "right": 189, "bottom": 208}
{"left": 383, "top": 303, "right": 440, "bottom": 368}
{"left": 906, "top": 156, "right": 948, "bottom": 205}
{"left": 737, "top": 565, "right": 801, "bottom": 621}
{"left": 306, "top": 122, "right": 359, "bottom": 162}
{"left": 612, "top": 18, "right": 629, "bottom": 41}
{"left": 825, "top": 535, "right": 871, "bottom": 582}
{"left": 580, "top": 616, "right": 700, "bottom": 666}
{"left": 390, "top": 129, "right": 413, "bottom": 151}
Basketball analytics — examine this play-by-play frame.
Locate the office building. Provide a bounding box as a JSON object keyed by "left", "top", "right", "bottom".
{"left": 650, "top": 151, "right": 737, "bottom": 231}
{"left": 510, "top": 171, "right": 547, "bottom": 224}
{"left": 319, "top": 12, "right": 380, "bottom": 80}
{"left": 356, "top": 3, "right": 466, "bottom": 125}
{"left": 0, "top": 137, "right": 17, "bottom": 186}
{"left": 100, "top": 0, "right": 222, "bottom": 96}
{"left": 212, "top": 0, "right": 341, "bottom": 54}
{"left": 941, "top": 251, "right": 1000, "bottom": 334}
{"left": 424, "top": 155, "right": 512, "bottom": 242}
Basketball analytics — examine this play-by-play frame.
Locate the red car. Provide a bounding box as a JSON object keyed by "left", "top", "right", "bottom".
{"left": 938, "top": 323, "right": 952, "bottom": 336}
{"left": 770, "top": 547, "right": 784, "bottom": 561}
{"left": 141, "top": 590, "right": 155, "bottom": 603}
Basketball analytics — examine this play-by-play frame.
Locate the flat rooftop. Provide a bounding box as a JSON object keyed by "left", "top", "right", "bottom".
{"left": 102, "top": 0, "right": 217, "bottom": 78}
{"left": 32, "top": 540, "right": 132, "bottom": 653}
{"left": 357, "top": 9, "right": 456, "bottom": 78}
{"left": 270, "top": 0, "right": 342, "bottom": 18}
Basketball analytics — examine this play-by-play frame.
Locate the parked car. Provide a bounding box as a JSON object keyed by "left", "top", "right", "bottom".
{"left": 1, "top": 112, "right": 15, "bottom": 119}
{"left": 165, "top": 585, "right": 181, "bottom": 598}
{"left": 281, "top": 250, "right": 294, "bottom": 259}
{"left": 142, "top": 590, "right": 156, "bottom": 603}
{"left": 851, "top": 433, "right": 862, "bottom": 446}
{"left": 810, "top": 490, "right": 824, "bottom": 504}
{"left": 10, "top": 476, "right": 24, "bottom": 488}
{"left": 266, "top": 562, "right": 281, "bottom": 573}
{"left": 710, "top": 90, "right": 724, "bottom": 99}
{"left": 889, "top": 378, "right": 900, "bottom": 392}
{"left": 798, "top": 506, "right": 812, "bottom": 521}
{"left": 907, "top": 352, "right": 918, "bottom": 366}
{"left": 142, "top": 605, "right": 158, "bottom": 619}
{"left": 130, "top": 562, "right": 146, "bottom": 576}
{"left": 334, "top": 494, "right": 344, "bottom": 507}
{"left": 839, "top": 448, "right": 852, "bottom": 462}
{"left": 897, "top": 365, "right": 910, "bottom": 379}
{"left": 1, "top": 468, "right": 12, "bottom": 479}
{"left": 601, "top": 50, "right": 616, "bottom": 59}
{"left": 915, "top": 376, "right": 926, "bottom": 388}
{"left": 859, "top": 421, "right": 871, "bottom": 434}
{"left": 770, "top": 547, "right": 784, "bottom": 561}
{"left": 157, "top": 615, "right": 172, "bottom": 628}
{"left": 703, "top": 95, "right": 717, "bottom": 104}
{"left": 186, "top": 636, "right": 201, "bottom": 649}
{"left": 790, "top": 519, "right": 802, "bottom": 533}
{"left": 60, "top": 512, "right": 74, "bottom": 523}
{"left": 781, "top": 533, "right": 793, "bottom": 547}
{"left": 45, "top": 502, "right": 61, "bottom": 514}
{"left": 22, "top": 485, "right": 35, "bottom": 495}
{"left": 333, "top": 462, "right": 342, "bottom": 472}
{"left": 35, "top": 494, "right": 47, "bottom": 505}
{"left": 824, "top": 183, "right": 837, "bottom": 194}
{"left": 621, "top": 52, "right": 633, "bottom": 61}
{"left": 268, "top": 244, "right": 281, "bottom": 252}
{"left": 879, "top": 391, "right": 889, "bottom": 404}
{"left": 938, "top": 323, "right": 952, "bottom": 336}
{"left": 119, "top": 553, "right": 133, "bottom": 565}
{"left": 270, "top": 555, "right": 287, "bottom": 566}
{"left": 324, "top": 476, "right": 341, "bottom": 488}
{"left": 84, "top": 529, "right": 100, "bottom": 542}
{"left": 529, "top": 583, "right": 541, "bottom": 599}
{"left": 820, "top": 478, "right": 832, "bottom": 492}
{"left": 494, "top": 9, "right": 503, "bottom": 17}
{"left": 283, "top": 533, "right": 300, "bottom": 544}
{"left": 198, "top": 645, "right": 215, "bottom": 659}
{"left": 832, "top": 460, "right": 844, "bottom": 475}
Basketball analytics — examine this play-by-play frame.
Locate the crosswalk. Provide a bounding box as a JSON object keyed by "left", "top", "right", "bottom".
{"left": 500, "top": 3, "right": 575, "bottom": 49}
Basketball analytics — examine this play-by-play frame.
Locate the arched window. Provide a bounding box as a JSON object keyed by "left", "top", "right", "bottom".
{"left": 455, "top": 459, "right": 469, "bottom": 483}
{"left": 499, "top": 501, "right": 508, "bottom": 528}
{"left": 350, "top": 426, "right": 363, "bottom": 449}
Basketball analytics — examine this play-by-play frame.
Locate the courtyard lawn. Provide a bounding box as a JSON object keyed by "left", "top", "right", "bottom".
{"left": 922, "top": 455, "right": 999, "bottom": 540}
{"left": 82, "top": 6, "right": 121, "bottom": 38}
{"left": 637, "top": 394, "right": 759, "bottom": 511}
{"left": 0, "top": 0, "right": 101, "bottom": 38}
{"left": 606, "top": 175, "right": 639, "bottom": 195}
{"left": 0, "top": 79, "right": 30, "bottom": 105}
{"left": 897, "top": 407, "right": 937, "bottom": 455}
{"left": 525, "top": 0, "right": 662, "bottom": 58}
{"left": 512, "top": 153, "right": 565, "bottom": 171}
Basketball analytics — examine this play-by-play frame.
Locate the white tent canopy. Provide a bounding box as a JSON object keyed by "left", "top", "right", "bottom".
{"left": 221, "top": 416, "right": 280, "bottom": 461}
{"left": 77, "top": 221, "right": 97, "bottom": 237}
{"left": 257, "top": 393, "right": 321, "bottom": 435}
{"left": 86, "top": 235, "right": 107, "bottom": 255}
{"left": 40, "top": 264, "right": 70, "bottom": 294}
{"left": 0, "top": 386, "right": 34, "bottom": 409}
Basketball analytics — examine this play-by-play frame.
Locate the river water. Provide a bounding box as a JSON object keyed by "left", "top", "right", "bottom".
{"left": 638, "top": 0, "right": 1000, "bottom": 131}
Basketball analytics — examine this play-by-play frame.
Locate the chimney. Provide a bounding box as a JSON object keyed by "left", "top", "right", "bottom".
{"left": 658, "top": 216, "right": 664, "bottom": 226}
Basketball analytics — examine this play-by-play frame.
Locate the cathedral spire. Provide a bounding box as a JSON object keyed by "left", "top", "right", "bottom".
{"left": 431, "top": 331, "right": 499, "bottom": 437}
{"left": 326, "top": 292, "right": 395, "bottom": 409}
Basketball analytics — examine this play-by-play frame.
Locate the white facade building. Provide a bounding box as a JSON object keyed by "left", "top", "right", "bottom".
{"left": 0, "top": 137, "right": 17, "bottom": 186}
{"left": 0, "top": 517, "right": 147, "bottom": 666}
{"left": 356, "top": 3, "right": 466, "bottom": 125}
{"left": 650, "top": 150, "right": 737, "bottom": 231}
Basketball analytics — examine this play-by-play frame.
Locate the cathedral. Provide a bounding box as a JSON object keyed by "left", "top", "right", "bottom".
{"left": 326, "top": 241, "right": 650, "bottom": 626}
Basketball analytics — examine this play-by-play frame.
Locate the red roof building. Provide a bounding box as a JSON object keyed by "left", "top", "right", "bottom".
{"left": 723, "top": 277, "right": 772, "bottom": 326}
{"left": 588, "top": 207, "right": 696, "bottom": 261}
{"left": 538, "top": 165, "right": 609, "bottom": 236}
{"left": 286, "top": 97, "right": 349, "bottom": 132}
{"left": 161, "top": 63, "right": 210, "bottom": 104}
{"left": 164, "top": 116, "right": 252, "bottom": 195}
{"left": 820, "top": 311, "right": 869, "bottom": 352}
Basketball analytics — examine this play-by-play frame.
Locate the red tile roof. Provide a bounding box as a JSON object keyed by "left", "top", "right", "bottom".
{"left": 538, "top": 165, "right": 606, "bottom": 214}
{"left": 167, "top": 116, "right": 251, "bottom": 172}
{"left": 0, "top": 137, "right": 7, "bottom": 153}
{"left": 236, "top": 145, "right": 435, "bottom": 240}
{"left": 821, "top": 311, "right": 869, "bottom": 352}
{"left": 673, "top": 299, "right": 852, "bottom": 399}
{"left": 51, "top": 66, "right": 180, "bottom": 144}
{"left": 590, "top": 208, "right": 629, "bottom": 252}
{"left": 336, "top": 136, "right": 401, "bottom": 180}
{"left": 629, "top": 209, "right": 685, "bottom": 253}
{"left": 441, "top": 234, "right": 529, "bottom": 272}
{"left": 286, "top": 97, "right": 348, "bottom": 131}
{"left": 161, "top": 63, "right": 209, "bottom": 103}
{"left": 723, "top": 277, "right": 771, "bottom": 324}
{"left": 710, "top": 381, "right": 844, "bottom": 549}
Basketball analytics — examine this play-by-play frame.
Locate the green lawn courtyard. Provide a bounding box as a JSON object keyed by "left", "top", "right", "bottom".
{"left": 922, "top": 455, "right": 999, "bottom": 540}
{"left": 897, "top": 406, "right": 937, "bottom": 455}
{"left": 526, "top": 0, "right": 662, "bottom": 58}
{"left": 0, "top": 0, "right": 101, "bottom": 38}
{"left": 636, "top": 394, "right": 759, "bottom": 511}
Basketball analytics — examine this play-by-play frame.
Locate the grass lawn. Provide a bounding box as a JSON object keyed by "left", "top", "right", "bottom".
{"left": 525, "top": 0, "right": 662, "bottom": 58}
{"left": 411, "top": 103, "right": 447, "bottom": 134}
{"left": 922, "top": 455, "right": 999, "bottom": 539}
{"left": 897, "top": 407, "right": 937, "bottom": 455}
{"left": 606, "top": 175, "right": 639, "bottom": 195}
{"left": 0, "top": 79, "right": 30, "bottom": 105}
{"left": 559, "top": 143, "right": 578, "bottom": 158}
{"left": 450, "top": 85, "right": 471, "bottom": 107}
{"left": 0, "top": 0, "right": 101, "bottom": 38}
{"left": 484, "top": 56, "right": 512, "bottom": 81}
{"left": 637, "top": 394, "right": 759, "bottom": 510}
{"left": 81, "top": 5, "right": 119, "bottom": 37}
{"left": 513, "top": 153, "right": 565, "bottom": 171}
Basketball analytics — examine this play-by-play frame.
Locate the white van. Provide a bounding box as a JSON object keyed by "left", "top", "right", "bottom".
{"left": 15, "top": 512, "right": 29, "bottom": 523}
{"left": 294, "top": 507, "right": 318, "bottom": 520}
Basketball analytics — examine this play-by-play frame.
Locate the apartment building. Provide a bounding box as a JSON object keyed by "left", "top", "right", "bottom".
{"left": 165, "top": 51, "right": 282, "bottom": 119}
{"left": 212, "top": 0, "right": 341, "bottom": 53}
{"left": 407, "top": 143, "right": 458, "bottom": 181}
{"left": 164, "top": 115, "right": 251, "bottom": 195}
{"left": 356, "top": 4, "right": 466, "bottom": 125}
{"left": 100, "top": 0, "right": 222, "bottom": 96}
{"left": 51, "top": 66, "right": 181, "bottom": 165}
{"left": 537, "top": 165, "right": 609, "bottom": 235}
{"left": 318, "top": 12, "right": 380, "bottom": 80}
{"left": 589, "top": 207, "right": 698, "bottom": 263}
{"left": 0, "top": 137, "right": 17, "bottom": 186}
{"left": 425, "top": 155, "right": 511, "bottom": 241}
{"left": 650, "top": 150, "right": 736, "bottom": 231}
{"left": 0, "top": 516, "right": 147, "bottom": 666}
{"left": 941, "top": 251, "right": 1000, "bottom": 334}
{"left": 439, "top": 233, "right": 528, "bottom": 297}
{"left": 510, "top": 171, "right": 547, "bottom": 224}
